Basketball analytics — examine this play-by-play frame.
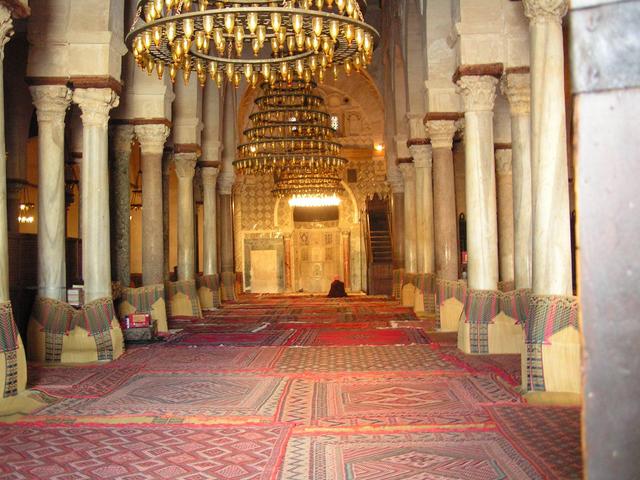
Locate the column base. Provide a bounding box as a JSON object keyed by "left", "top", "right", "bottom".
{"left": 457, "top": 289, "right": 523, "bottom": 355}
{"left": 197, "top": 274, "right": 221, "bottom": 309}
{"left": 165, "top": 280, "right": 203, "bottom": 319}
{"left": 221, "top": 272, "right": 237, "bottom": 302}
{"left": 391, "top": 269, "right": 404, "bottom": 300}
{"left": 524, "top": 294, "right": 581, "bottom": 395}
{"left": 119, "top": 284, "right": 168, "bottom": 333}
{"left": 0, "top": 302, "right": 27, "bottom": 399}
{"left": 435, "top": 278, "right": 467, "bottom": 332}
{"left": 413, "top": 273, "right": 436, "bottom": 317}
{"left": 400, "top": 273, "right": 417, "bottom": 307}
{"left": 27, "top": 297, "right": 124, "bottom": 363}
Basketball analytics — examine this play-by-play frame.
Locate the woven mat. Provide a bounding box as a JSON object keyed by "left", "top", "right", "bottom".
{"left": 169, "top": 330, "right": 295, "bottom": 347}
{"left": 289, "top": 328, "right": 430, "bottom": 346}
{"left": 486, "top": 404, "right": 583, "bottom": 479}
{"left": 280, "top": 431, "right": 542, "bottom": 480}
{"left": 0, "top": 424, "right": 291, "bottom": 480}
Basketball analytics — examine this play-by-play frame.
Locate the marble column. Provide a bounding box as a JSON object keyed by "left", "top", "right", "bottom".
{"left": 283, "top": 233, "right": 292, "bottom": 291}
{"left": 399, "top": 162, "right": 417, "bottom": 272}
{"left": 218, "top": 189, "right": 234, "bottom": 275}
{"left": 501, "top": 72, "right": 533, "bottom": 289}
{"left": 109, "top": 125, "right": 134, "bottom": 287}
{"left": 0, "top": 8, "right": 12, "bottom": 301}
{"left": 6, "top": 181, "right": 21, "bottom": 233}
{"left": 427, "top": 120, "right": 459, "bottom": 281}
{"left": 136, "top": 124, "right": 170, "bottom": 285}
{"left": 523, "top": 0, "right": 573, "bottom": 296}
{"left": 388, "top": 172, "right": 405, "bottom": 269}
{"left": 341, "top": 229, "right": 351, "bottom": 290}
{"left": 174, "top": 153, "right": 198, "bottom": 281}
{"left": 456, "top": 76, "right": 499, "bottom": 290}
{"left": 30, "top": 85, "right": 73, "bottom": 301}
{"left": 73, "top": 88, "right": 119, "bottom": 302}
{"left": 409, "top": 143, "right": 435, "bottom": 275}
{"left": 162, "top": 150, "right": 172, "bottom": 280}
{"left": 496, "top": 148, "right": 515, "bottom": 284}
{"left": 201, "top": 166, "right": 219, "bottom": 276}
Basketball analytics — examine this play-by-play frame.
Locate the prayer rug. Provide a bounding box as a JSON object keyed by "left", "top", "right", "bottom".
{"left": 170, "top": 330, "right": 294, "bottom": 347}
{"left": 289, "top": 328, "right": 430, "bottom": 346}
{"left": 486, "top": 404, "right": 582, "bottom": 479}
{"left": 279, "top": 374, "right": 520, "bottom": 426}
{"left": 28, "top": 365, "right": 141, "bottom": 398}
{"left": 270, "top": 321, "right": 391, "bottom": 330}
{"left": 280, "top": 431, "right": 542, "bottom": 480}
{"left": 274, "top": 345, "right": 464, "bottom": 373}
{"left": 34, "top": 373, "right": 287, "bottom": 419}
{"left": 0, "top": 424, "right": 291, "bottom": 480}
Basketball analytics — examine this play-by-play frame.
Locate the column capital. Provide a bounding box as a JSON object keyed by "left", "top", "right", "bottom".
{"left": 173, "top": 152, "right": 198, "bottom": 180}
{"left": 495, "top": 149, "right": 513, "bottom": 175}
{"left": 30, "top": 85, "right": 72, "bottom": 124}
{"left": 340, "top": 229, "right": 351, "bottom": 238}
{"left": 399, "top": 162, "right": 415, "bottom": 182}
{"left": 73, "top": 88, "right": 119, "bottom": 129}
{"left": 456, "top": 76, "right": 498, "bottom": 113}
{"left": 406, "top": 112, "right": 427, "bottom": 139}
{"left": 218, "top": 168, "right": 236, "bottom": 195}
{"left": 0, "top": 6, "right": 13, "bottom": 60}
{"left": 135, "top": 123, "right": 170, "bottom": 155}
{"left": 409, "top": 144, "right": 433, "bottom": 169}
{"left": 201, "top": 165, "right": 219, "bottom": 184}
{"left": 501, "top": 73, "right": 531, "bottom": 116}
{"left": 109, "top": 124, "right": 135, "bottom": 154}
{"left": 426, "top": 120, "right": 458, "bottom": 150}
{"left": 523, "top": 0, "right": 568, "bottom": 24}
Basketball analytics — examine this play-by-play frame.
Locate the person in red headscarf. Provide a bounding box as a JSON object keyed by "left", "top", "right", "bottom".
{"left": 327, "top": 275, "right": 347, "bottom": 298}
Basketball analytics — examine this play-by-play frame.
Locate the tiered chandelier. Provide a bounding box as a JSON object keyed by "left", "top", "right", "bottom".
{"left": 126, "top": 0, "right": 379, "bottom": 88}
{"left": 235, "top": 79, "right": 346, "bottom": 201}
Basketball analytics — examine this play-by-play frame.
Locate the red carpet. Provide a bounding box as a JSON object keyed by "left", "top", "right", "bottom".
{"left": 8, "top": 294, "right": 582, "bottom": 479}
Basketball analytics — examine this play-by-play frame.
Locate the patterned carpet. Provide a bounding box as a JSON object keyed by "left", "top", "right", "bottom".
{"left": 2, "top": 294, "right": 582, "bottom": 479}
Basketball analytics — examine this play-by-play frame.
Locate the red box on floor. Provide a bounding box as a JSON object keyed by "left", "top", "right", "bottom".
{"left": 121, "top": 313, "right": 151, "bottom": 329}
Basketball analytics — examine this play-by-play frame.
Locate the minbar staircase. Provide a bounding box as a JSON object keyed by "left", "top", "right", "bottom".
{"left": 366, "top": 196, "right": 393, "bottom": 295}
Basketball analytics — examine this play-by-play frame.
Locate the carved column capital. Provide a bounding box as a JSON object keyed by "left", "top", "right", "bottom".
{"left": 218, "top": 168, "right": 236, "bottom": 195}
{"left": 495, "top": 149, "right": 513, "bottom": 175}
{"left": 523, "top": 0, "right": 568, "bottom": 24}
{"left": 30, "top": 85, "right": 72, "bottom": 125}
{"left": 73, "top": 88, "right": 119, "bottom": 129}
{"left": 173, "top": 153, "right": 198, "bottom": 180}
{"left": 456, "top": 76, "right": 498, "bottom": 113}
{"left": 426, "top": 120, "right": 458, "bottom": 150}
{"left": 399, "top": 162, "right": 415, "bottom": 182}
{"left": 409, "top": 144, "right": 433, "bottom": 170}
{"left": 406, "top": 112, "right": 427, "bottom": 139}
{"left": 135, "top": 124, "right": 170, "bottom": 155}
{"left": 0, "top": 6, "right": 13, "bottom": 60}
{"left": 109, "top": 124, "right": 135, "bottom": 154}
{"left": 501, "top": 73, "right": 531, "bottom": 116}
{"left": 201, "top": 165, "right": 219, "bottom": 184}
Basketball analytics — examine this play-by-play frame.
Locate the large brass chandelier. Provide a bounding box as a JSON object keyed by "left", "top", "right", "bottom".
{"left": 127, "top": 0, "right": 379, "bottom": 88}
{"left": 235, "top": 79, "right": 346, "bottom": 200}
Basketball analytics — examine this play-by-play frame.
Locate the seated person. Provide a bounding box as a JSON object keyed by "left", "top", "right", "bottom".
{"left": 327, "top": 276, "right": 348, "bottom": 298}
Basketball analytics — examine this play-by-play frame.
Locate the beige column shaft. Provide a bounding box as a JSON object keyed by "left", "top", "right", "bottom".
{"left": 410, "top": 144, "right": 435, "bottom": 274}
{"left": 218, "top": 193, "right": 234, "bottom": 273}
{"left": 501, "top": 73, "right": 533, "bottom": 289}
{"left": 109, "top": 125, "right": 134, "bottom": 287}
{"left": 219, "top": 85, "right": 236, "bottom": 276}
{"left": 74, "top": 88, "right": 119, "bottom": 302}
{"left": 456, "top": 76, "right": 499, "bottom": 291}
{"left": 496, "top": 149, "right": 515, "bottom": 283}
{"left": 283, "top": 233, "right": 292, "bottom": 291}
{"left": 341, "top": 230, "right": 351, "bottom": 290}
{"left": 387, "top": 168, "right": 405, "bottom": 269}
{"left": 201, "top": 166, "right": 219, "bottom": 276}
{"left": 174, "top": 153, "right": 198, "bottom": 281}
{"left": 399, "top": 163, "right": 417, "bottom": 272}
{"left": 30, "top": 85, "right": 72, "bottom": 300}
{"left": 524, "top": 0, "right": 573, "bottom": 296}
{"left": 162, "top": 151, "right": 172, "bottom": 280}
{"left": 0, "top": 9, "right": 12, "bottom": 300}
{"left": 427, "top": 120, "right": 459, "bottom": 281}
{"left": 136, "top": 124, "right": 169, "bottom": 285}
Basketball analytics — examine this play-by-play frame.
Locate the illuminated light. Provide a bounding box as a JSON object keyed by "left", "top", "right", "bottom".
{"left": 374, "top": 143, "right": 384, "bottom": 152}
{"left": 288, "top": 194, "right": 341, "bottom": 207}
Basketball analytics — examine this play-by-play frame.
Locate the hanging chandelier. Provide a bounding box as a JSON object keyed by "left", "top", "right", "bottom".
{"left": 236, "top": 79, "right": 346, "bottom": 200}
{"left": 126, "top": 0, "right": 379, "bottom": 88}
{"left": 17, "top": 185, "right": 35, "bottom": 224}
